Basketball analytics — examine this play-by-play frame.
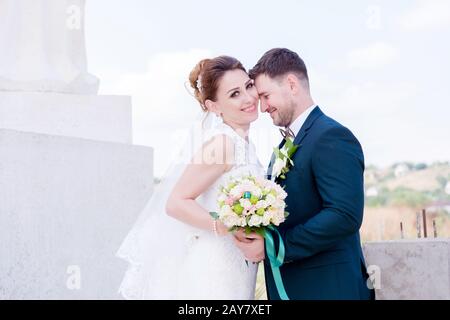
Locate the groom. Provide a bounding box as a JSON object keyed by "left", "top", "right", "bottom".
{"left": 234, "top": 48, "right": 374, "bottom": 300}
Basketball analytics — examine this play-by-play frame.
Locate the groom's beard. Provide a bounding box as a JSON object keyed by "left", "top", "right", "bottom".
{"left": 277, "top": 101, "right": 296, "bottom": 127}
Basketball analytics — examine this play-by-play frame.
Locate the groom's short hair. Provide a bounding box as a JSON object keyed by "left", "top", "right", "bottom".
{"left": 249, "top": 48, "right": 309, "bottom": 85}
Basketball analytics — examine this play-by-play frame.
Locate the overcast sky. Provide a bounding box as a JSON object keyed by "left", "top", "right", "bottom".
{"left": 85, "top": 0, "right": 450, "bottom": 177}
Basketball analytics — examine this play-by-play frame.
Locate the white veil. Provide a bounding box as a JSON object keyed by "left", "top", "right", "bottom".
{"left": 116, "top": 111, "right": 224, "bottom": 299}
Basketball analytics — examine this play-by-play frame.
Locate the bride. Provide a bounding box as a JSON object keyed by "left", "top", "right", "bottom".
{"left": 116, "top": 56, "right": 265, "bottom": 299}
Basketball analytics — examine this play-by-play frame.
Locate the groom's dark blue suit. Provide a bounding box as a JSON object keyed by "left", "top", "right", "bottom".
{"left": 265, "top": 106, "right": 374, "bottom": 300}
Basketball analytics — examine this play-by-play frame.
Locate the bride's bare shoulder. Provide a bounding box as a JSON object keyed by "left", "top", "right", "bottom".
{"left": 192, "top": 133, "right": 236, "bottom": 170}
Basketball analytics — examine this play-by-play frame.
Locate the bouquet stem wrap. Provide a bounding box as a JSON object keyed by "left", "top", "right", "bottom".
{"left": 264, "top": 225, "right": 289, "bottom": 300}
{"left": 213, "top": 174, "right": 290, "bottom": 300}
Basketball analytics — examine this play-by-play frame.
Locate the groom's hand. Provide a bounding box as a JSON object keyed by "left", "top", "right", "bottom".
{"left": 233, "top": 231, "right": 265, "bottom": 263}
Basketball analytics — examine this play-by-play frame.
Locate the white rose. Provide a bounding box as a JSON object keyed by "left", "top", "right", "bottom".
{"left": 223, "top": 215, "right": 239, "bottom": 228}
{"left": 262, "top": 212, "right": 272, "bottom": 226}
{"left": 272, "top": 158, "right": 286, "bottom": 179}
{"left": 218, "top": 193, "right": 227, "bottom": 203}
{"left": 247, "top": 205, "right": 257, "bottom": 215}
{"left": 271, "top": 209, "right": 286, "bottom": 226}
{"left": 241, "top": 180, "right": 254, "bottom": 191}
{"left": 255, "top": 177, "right": 266, "bottom": 187}
{"left": 265, "top": 194, "right": 276, "bottom": 206}
{"left": 256, "top": 200, "right": 268, "bottom": 209}
{"left": 271, "top": 216, "right": 280, "bottom": 226}
{"left": 219, "top": 205, "right": 233, "bottom": 219}
{"left": 249, "top": 214, "right": 263, "bottom": 227}
{"left": 269, "top": 207, "right": 279, "bottom": 218}
{"left": 250, "top": 186, "right": 262, "bottom": 198}
{"left": 239, "top": 199, "right": 252, "bottom": 209}
{"left": 274, "top": 184, "right": 287, "bottom": 198}
{"left": 230, "top": 185, "right": 243, "bottom": 198}
{"left": 273, "top": 199, "right": 286, "bottom": 209}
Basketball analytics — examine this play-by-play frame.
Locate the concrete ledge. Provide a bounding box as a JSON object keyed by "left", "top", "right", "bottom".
{"left": 0, "top": 92, "right": 132, "bottom": 143}
{"left": 0, "top": 129, "right": 153, "bottom": 299}
{"left": 363, "top": 239, "right": 450, "bottom": 300}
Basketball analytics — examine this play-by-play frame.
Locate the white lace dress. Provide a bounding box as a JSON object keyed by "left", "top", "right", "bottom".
{"left": 178, "top": 124, "right": 265, "bottom": 299}
{"left": 117, "top": 122, "right": 265, "bottom": 300}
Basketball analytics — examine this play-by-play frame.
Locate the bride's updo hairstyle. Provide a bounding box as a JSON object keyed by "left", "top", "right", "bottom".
{"left": 189, "top": 56, "right": 246, "bottom": 111}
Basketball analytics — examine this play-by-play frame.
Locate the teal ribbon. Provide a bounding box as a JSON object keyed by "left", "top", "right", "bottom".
{"left": 264, "top": 226, "right": 289, "bottom": 300}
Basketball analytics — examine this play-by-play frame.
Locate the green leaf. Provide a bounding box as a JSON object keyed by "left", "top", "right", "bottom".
{"left": 250, "top": 195, "right": 259, "bottom": 205}
{"left": 209, "top": 211, "right": 219, "bottom": 220}
{"left": 228, "top": 182, "right": 237, "bottom": 189}
{"left": 256, "top": 208, "right": 265, "bottom": 216}
{"left": 288, "top": 145, "right": 299, "bottom": 158}
{"left": 255, "top": 228, "right": 266, "bottom": 238}
{"left": 233, "top": 203, "right": 244, "bottom": 215}
{"left": 285, "top": 138, "right": 294, "bottom": 149}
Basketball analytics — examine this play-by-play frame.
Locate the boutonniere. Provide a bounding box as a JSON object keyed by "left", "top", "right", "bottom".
{"left": 272, "top": 138, "right": 299, "bottom": 180}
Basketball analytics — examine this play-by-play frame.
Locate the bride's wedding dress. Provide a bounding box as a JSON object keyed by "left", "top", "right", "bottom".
{"left": 116, "top": 113, "right": 265, "bottom": 299}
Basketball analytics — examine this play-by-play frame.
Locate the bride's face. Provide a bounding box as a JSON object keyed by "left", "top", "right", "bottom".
{"left": 207, "top": 69, "right": 259, "bottom": 126}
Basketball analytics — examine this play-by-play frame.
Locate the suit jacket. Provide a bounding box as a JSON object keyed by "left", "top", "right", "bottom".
{"left": 264, "top": 106, "right": 374, "bottom": 300}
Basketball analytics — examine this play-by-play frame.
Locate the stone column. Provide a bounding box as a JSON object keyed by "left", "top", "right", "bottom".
{"left": 0, "top": 0, "right": 99, "bottom": 94}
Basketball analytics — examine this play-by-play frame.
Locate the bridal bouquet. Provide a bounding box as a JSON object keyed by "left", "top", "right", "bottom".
{"left": 210, "top": 175, "right": 289, "bottom": 236}
{"left": 210, "top": 174, "right": 290, "bottom": 300}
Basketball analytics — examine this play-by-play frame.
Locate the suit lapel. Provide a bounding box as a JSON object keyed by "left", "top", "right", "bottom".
{"left": 292, "top": 106, "right": 323, "bottom": 147}
{"left": 267, "top": 106, "right": 324, "bottom": 180}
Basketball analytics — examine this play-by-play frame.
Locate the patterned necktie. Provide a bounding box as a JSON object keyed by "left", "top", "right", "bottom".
{"left": 279, "top": 127, "right": 295, "bottom": 139}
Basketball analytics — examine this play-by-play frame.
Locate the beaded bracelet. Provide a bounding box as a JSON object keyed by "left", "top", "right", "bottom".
{"left": 212, "top": 219, "right": 218, "bottom": 237}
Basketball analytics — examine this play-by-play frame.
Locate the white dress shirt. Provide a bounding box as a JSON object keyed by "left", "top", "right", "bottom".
{"left": 288, "top": 104, "right": 317, "bottom": 137}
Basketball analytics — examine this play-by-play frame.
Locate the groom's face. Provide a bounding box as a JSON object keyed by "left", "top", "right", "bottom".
{"left": 254, "top": 74, "right": 295, "bottom": 127}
